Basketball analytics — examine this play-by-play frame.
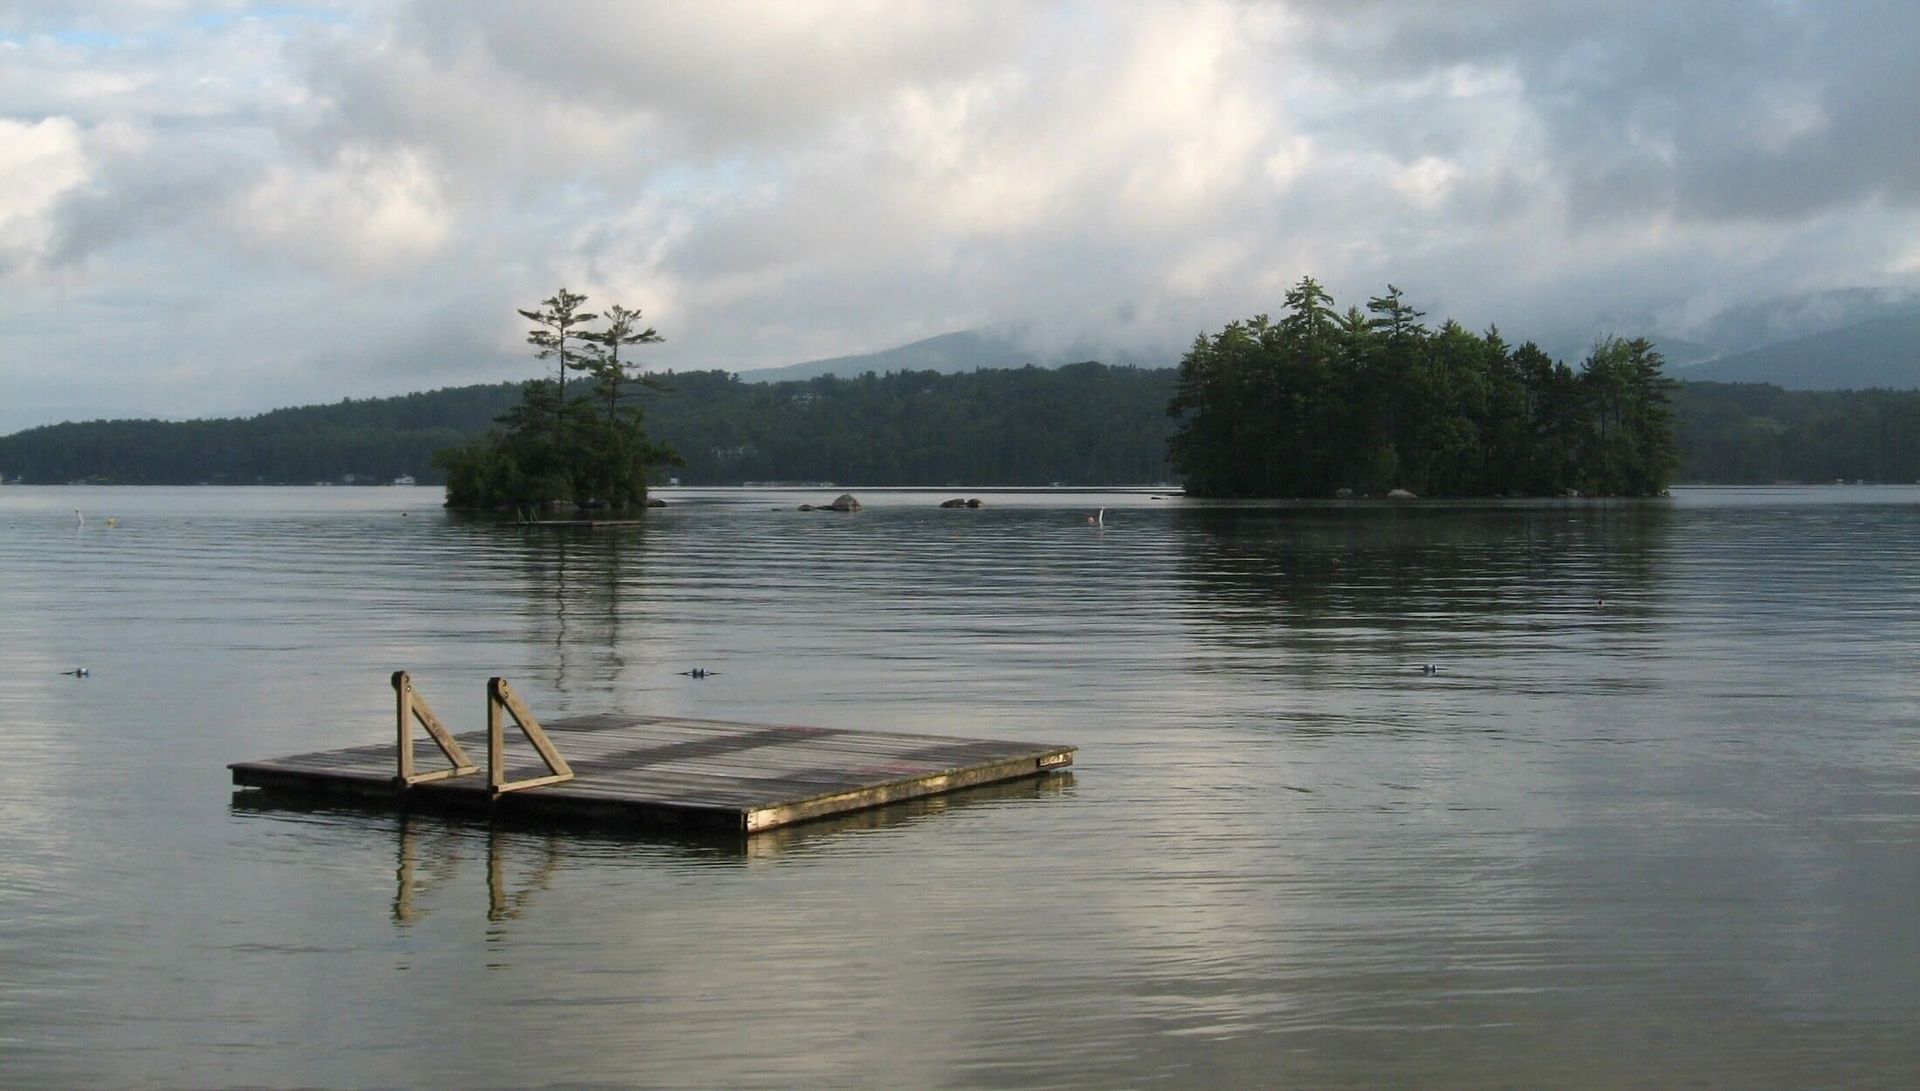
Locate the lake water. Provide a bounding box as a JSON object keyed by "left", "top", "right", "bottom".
{"left": 1, "top": 484, "right": 1915, "bottom": 1089}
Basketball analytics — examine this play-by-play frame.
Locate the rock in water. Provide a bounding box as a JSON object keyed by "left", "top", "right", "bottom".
{"left": 1387, "top": 488, "right": 1417, "bottom": 499}
{"left": 825, "top": 493, "right": 863, "bottom": 512}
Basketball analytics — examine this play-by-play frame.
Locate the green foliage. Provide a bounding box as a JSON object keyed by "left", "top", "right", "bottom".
{"left": 642, "top": 362, "right": 1176, "bottom": 485}
{"left": 1166, "top": 277, "right": 1682, "bottom": 497}
{"left": 1672, "top": 382, "right": 1920, "bottom": 483}
{"left": 0, "top": 366, "right": 1178, "bottom": 488}
{"left": 11, "top": 344, "right": 1919, "bottom": 490}
{"left": 440, "top": 290, "right": 678, "bottom": 513}
{"left": 517, "top": 288, "right": 598, "bottom": 404}
{"left": 0, "top": 385, "right": 516, "bottom": 485}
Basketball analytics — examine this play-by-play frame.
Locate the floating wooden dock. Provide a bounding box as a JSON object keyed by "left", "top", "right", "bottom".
{"left": 229, "top": 676, "right": 1075, "bottom": 834}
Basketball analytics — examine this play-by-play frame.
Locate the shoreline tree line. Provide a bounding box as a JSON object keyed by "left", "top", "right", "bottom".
{"left": 4, "top": 344, "right": 1915, "bottom": 492}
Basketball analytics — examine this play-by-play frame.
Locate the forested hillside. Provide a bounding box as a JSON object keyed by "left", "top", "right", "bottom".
{"left": 1672, "top": 382, "right": 1920, "bottom": 483}
{"left": 5, "top": 367, "right": 1920, "bottom": 488}
{"left": 653, "top": 363, "right": 1174, "bottom": 484}
{"left": 0, "top": 364, "right": 1177, "bottom": 487}
{"left": 0, "top": 384, "right": 521, "bottom": 485}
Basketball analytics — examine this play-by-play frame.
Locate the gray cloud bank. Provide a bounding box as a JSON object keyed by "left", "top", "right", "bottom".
{"left": 2, "top": 1, "right": 1917, "bottom": 433}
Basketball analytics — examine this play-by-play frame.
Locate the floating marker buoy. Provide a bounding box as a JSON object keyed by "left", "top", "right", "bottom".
{"left": 680, "top": 668, "right": 719, "bottom": 679}
{"left": 1419, "top": 663, "right": 1440, "bottom": 675}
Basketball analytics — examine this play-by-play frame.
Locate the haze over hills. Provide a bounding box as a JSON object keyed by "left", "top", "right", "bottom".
{"left": 738, "top": 331, "right": 1036, "bottom": 382}
{"left": 1666, "top": 287, "right": 1920, "bottom": 358}
{"left": 1674, "top": 311, "right": 1920, "bottom": 389}
{"left": 737, "top": 328, "right": 1187, "bottom": 383}
{"left": 732, "top": 287, "right": 1920, "bottom": 390}
{"left": 1652, "top": 288, "right": 1920, "bottom": 389}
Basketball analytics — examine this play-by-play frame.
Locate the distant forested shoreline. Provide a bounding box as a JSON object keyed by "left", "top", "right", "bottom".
{"left": 4, "top": 365, "right": 1918, "bottom": 488}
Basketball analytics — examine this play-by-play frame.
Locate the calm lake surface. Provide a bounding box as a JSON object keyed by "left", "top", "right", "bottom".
{"left": 1, "top": 484, "right": 1916, "bottom": 1089}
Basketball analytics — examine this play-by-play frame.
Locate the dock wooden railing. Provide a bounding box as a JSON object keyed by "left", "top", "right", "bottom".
{"left": 391, "top": 672, "right": 573, "bottom": 795}
{"left": 486, "top": 676, "right": 575, "bottom": 794}
{"left": 393, "top": 671, "right": 478, "bottom": 786}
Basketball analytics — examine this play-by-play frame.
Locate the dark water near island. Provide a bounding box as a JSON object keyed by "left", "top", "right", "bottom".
{"left": 1, "top": 485, "right": 1916, "bottom": 1089}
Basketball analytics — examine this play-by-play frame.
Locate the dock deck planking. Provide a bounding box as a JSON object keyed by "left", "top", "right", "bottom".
{"left": 231, "top": 713, "right": 1075, "bottom": 833}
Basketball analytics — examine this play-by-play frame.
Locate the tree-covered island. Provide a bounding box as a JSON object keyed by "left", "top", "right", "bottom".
{"left": 1167, "top": 277, "right": 1679, "bottom": 498}
{"left": 434, "top": 289, "right": 680, "bottom": 515}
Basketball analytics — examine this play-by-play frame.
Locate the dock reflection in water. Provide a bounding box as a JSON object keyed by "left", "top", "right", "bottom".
{"left": 232, "top": 772, "right": 1079, "bottom": 923}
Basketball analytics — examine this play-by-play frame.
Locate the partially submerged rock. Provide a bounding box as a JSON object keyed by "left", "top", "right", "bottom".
{"left": 939, "top": 498, "right": 984, "bottom": 508}
{"left": 802, "top": 493, "right": 863, "bottom": 512}
{"left": 1387, "top": 488, "right": 1417, "bottom": 499}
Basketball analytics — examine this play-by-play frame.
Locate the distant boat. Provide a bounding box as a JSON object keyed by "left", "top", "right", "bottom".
{"left": 391, "top": 474, "right": 417, "bottom": 486}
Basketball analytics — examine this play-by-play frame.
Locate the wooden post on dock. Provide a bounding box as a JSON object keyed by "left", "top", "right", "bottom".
{"left": 486, "top": 676, "right": 574, "bottom": 795}
{"left": 392, "top": 671, "right": 478, "bottom": 786}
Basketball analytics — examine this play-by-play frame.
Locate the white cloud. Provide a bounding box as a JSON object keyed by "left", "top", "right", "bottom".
{"left": 1390, "top": 155, "right": 1459, "bottom": 210}
{"left": 233, "top": 146, "right": 451, "bottom": 275}
{"left": 0, "top": 116, "right": 88, "bottom": 273}
{"left": 2, "top": 0, "right": 1919, "bottom": 433}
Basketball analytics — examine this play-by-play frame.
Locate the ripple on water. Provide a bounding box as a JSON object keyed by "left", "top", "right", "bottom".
{"left": 1, "top": 486, "right": 1918, "bottom": 1087}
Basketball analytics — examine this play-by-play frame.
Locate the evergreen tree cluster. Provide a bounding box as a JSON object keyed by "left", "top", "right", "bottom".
{"left": 435, "top": 290, "right": 679, "bottom": 512}
{"left": 1166, "top": 277, "right": 1680, "bottom": 497}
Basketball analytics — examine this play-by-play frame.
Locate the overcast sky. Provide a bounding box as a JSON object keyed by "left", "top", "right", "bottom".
{"left": 3, "top": 1, "right": 1916, "bottom": 433}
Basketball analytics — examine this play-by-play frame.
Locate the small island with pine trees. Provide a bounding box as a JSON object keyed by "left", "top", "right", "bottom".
{"left": 434, "top": 289, "right": 681, "bottom": 517}
{"left": 1166, "top": 277, "right": 1679, "bottom": 498}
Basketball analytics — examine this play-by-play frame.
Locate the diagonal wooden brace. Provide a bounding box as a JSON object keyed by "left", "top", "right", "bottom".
{"left": 393, "top": 671, "right": 479, "bottom": 786}
{"left": 487, "top": 676, "right": 574, "bottom": 794}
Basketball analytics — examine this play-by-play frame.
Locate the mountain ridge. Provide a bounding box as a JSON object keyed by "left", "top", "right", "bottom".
{"left": 735, "top": 327, "right": 1188, "bottom": 382}
{"left": 1677, "top": 312, "right": 1920, "bottom": 389}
